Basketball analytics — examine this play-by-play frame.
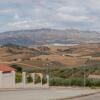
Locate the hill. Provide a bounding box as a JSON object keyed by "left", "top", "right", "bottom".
{"left": 0, "top": 43, "right": 100, "bottom": 69}
{"left": 0, "top": 29, "right": 100, "bottom": 45}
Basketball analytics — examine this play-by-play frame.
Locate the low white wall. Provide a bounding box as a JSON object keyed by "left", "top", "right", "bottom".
{"left": 0, "top": 71, "right": 49, "bottom": 89}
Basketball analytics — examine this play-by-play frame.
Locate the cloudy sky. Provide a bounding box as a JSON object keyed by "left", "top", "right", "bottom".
{"left": 0, "top": 0, "right": 100, "bottom": 32}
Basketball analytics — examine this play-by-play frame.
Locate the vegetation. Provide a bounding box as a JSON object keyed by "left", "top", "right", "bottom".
{"left": 4, "top": 43, "right": 99, "bottom": 87}
{"left": 50, "top": 77, "right": 100, "bottom": 87}
{"left": 42, "top": 75, "right": 47, "bottom": 84}
{"left": 14, "top": 60, "right": 100, "bottom": 87}
{"left": 27, "top": 73, "right": 33, "bottom": 83}
{"left": 34, "top": 74, "right": 41, "bottom": 84}
{"left": 26, "top": 65, "right": 100, "bottom": 87}
{"left": 91, "top": 52, "right": 100, "bottom": 57}
{"left": 15, "top": 72, "right": 22, "bottom": 83}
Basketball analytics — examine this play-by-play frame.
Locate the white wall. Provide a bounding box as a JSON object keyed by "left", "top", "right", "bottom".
{"left": 0, "top": 71, "right": 15, "bottom": 88}
{"left": 0, "top": 71, "right": 2, "bottom": 88}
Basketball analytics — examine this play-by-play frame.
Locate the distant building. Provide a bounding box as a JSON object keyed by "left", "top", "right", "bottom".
{"left": 88, "top": 74, "right": 100, "bottom": 79}
{"left": 80, "top": 56, "right": 92, "bottom": 59}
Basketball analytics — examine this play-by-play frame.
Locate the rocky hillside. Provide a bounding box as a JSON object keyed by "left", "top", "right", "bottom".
{"left": 0, "top": 28, "right": 100, "bottom": 45}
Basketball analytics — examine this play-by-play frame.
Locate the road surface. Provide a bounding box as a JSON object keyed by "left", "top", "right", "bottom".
{"left": 69, "top": 93, "right": 100, "bottom": 100}
{"left": 0, "top": 88, "right": 98, "bottom": 100}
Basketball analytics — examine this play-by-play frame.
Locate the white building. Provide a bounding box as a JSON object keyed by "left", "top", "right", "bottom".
{"left": 0, "top": 64, "right": 15, "bottom": 88}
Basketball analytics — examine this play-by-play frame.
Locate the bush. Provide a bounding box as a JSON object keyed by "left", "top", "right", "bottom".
{"left": 50, "top": 77, "right": 70, "bottom": 86}
{"left": 50, "top": 77, "right": 100, "bottom": 87}
{"left": 91, "top": 79, "right": 100, "bottom": 87}
{"left": 42, "top": 75, "right": 47, "bottom": 84}
{"left": 50, "top": 77, "right": 92, "bottom": 86}
{"left": 27, "top": 74, "right": 33, "bottom": 83}
{"left": 85, "top": 79, "right": 100, "bottom": 87}
{"left": 16, "top": 72, "right": 22, "bottom": 83}
{"left": 35, "top": 74, "right": 41, "bottom": 84}
{"left": 70, "top": 77, "right": 84, "bottom": 86}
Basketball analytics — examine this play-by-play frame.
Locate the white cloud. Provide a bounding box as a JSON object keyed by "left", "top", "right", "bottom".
{"left": 7, "top": 18, "right": 55, "bottom": 30}
{"left": 88, "top": 0, "right": 100, "bottom": 7}
{"left": 57, "top": 6, "right": 85, "bottom": 14}
{"left": 7, "top": 20, "right": 31, "bottom": 28}
{"left": 56, "top": 13, "right": 89, "bottom": 22}
{"left": 0, "top": 0, "right": 100, "bottom": 31}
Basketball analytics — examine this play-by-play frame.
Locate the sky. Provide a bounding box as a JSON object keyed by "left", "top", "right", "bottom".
{"left": 0, "top": 0, "right": 100, "bottom": 32}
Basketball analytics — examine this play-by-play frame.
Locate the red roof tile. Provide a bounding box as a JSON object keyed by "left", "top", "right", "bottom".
{"left": 0, "top": 64, "right": 15, "bottom": 72}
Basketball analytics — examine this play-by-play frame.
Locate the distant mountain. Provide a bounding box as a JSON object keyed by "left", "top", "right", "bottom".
{"left": 0, "top": 28, "right": 100, "bottom": 46}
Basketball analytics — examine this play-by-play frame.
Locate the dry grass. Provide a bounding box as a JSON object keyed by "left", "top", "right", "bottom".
{"left": 0, "top": 43, "right": 100, "bottom": 68}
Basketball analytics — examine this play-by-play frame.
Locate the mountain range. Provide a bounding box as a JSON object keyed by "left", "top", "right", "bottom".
{"left": 0, "top": 28, "right": 100, "bottom": 46}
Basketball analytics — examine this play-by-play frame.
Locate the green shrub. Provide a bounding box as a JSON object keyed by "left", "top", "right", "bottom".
{"left": 42, "top": 75, "right": 47, "bottom": 84}
{"left": 50, "top": 77, "right": 70, "bottom": 86}
{"left": 92, "top": 79, "right": 100, "bottom": 87}
{"left": 35, "top": 74, "right": 41, "bottom": 84}
{"left": 27, "top": 74, "right": 33, "bottom": 83}
{"left": 50, "top": 77, "right": 100, "bottom": 87}
{"left": 70, "top": 77, "right": 84, "bottom": 86}
{"left": 15, "top": 72, "right": 22, "bottom": 83}
{"left": 50, "top": 77, "right": 87, "bottom": 87}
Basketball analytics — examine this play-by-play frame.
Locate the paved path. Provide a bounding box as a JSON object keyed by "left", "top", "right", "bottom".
{"left": 69, "top": 93, "right": 100, "bottom": 100}
{"left": 0, "top": 88, "right": 99, "bottom": 100}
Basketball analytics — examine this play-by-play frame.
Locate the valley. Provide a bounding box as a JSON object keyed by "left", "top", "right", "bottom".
{"left": 0, "top": 43, "right": 100, "bottom": 69}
